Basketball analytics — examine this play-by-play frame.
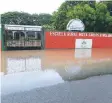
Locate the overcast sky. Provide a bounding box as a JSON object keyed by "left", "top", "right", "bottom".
{"left": 0, "top": 0, "right": 64, "bottom": 14}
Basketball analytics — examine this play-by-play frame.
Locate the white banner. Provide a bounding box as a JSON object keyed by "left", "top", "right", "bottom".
{"left": 75, "top": 39, "right": 92, "bottom": 49}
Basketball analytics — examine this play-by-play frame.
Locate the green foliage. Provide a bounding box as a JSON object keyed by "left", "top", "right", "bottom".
{"left": 101, "top": 1, "right": 112, "bottom": 16}
{"left": 43, "top": 24, "right": 55, "bottom": 31}
{"left": 1, "top": 1, "right": 112, "bottom": 32}
{"left": 1, "top": 12, "right": 52, "bottom": 26}
{"left": 38, "top": 13, "right": 52, "bottom": 25}
{"left": 1, "top": 12, "right": 34, "bottom": 25}
{"left": 52, "top": 1, "right": 112, "bottom": 33}
{"left": 52, "top": 2, "right": 69, "bottom": 30}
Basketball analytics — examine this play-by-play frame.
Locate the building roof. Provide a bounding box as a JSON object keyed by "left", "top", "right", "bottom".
{"left": 4, "top": 24, "right": 42, "bottom": 31}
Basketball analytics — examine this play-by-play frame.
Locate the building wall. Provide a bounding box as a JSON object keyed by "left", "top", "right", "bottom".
{"left": 45, "top": 31, "right": 112, "bottom": 49}
{"left": 0, "top": 28, "right": 1, "bottom": 50}
{"left": 0, "top": 26, "right": 1, "bottom": 71}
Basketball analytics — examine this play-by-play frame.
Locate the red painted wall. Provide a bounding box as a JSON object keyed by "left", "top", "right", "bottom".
{"left": 45, "top": 32, "right": 112, "bottom": 49}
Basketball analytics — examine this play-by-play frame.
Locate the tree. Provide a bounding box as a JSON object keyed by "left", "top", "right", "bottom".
{"left": 1, "top": 12, "right": 35, "bottom": 25}
{"left": 95, "top": 2, "right": 111, "bottom": 32}
{"left": 37, "top": 13, "right": 52, "bottom": 26}
{"left": 52, "top": 1, "right": 112, "bottom": 33}
{"left": 52, "top": 2, "right": 70, "bottom": 30}
{"left": 106, "top": 14, "right": 112, "bottom": 32}
{"left": 52, "top": 1, "right": 96, "bottom": 31}
{"left": 101, "top": 1, "right": 112, "bottom": 16}
{"left": 1, "top": 12, "right": 52, "bottom": 26}
{"left": 31, "top": 14, "right": 39, "bottom": 25}
{"left": 1, "top": 1, "right": 112, "bottom": 32}
{"left": 67, "top": 4, "right": 96, "bottom": 32}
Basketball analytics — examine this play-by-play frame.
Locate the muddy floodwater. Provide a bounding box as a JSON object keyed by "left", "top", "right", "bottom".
{"left": 1, "top": 49, "right": 112, "bottom": 95}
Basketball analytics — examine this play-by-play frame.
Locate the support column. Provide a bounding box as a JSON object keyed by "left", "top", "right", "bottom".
{"left": 24, "top": 31, "right": 27, "bottom": 39}
{"left": 35, "top": 32, "right": 37, "bottom": 39}
{"left": 12, "top": 31, "right": 15, "bottom": 39}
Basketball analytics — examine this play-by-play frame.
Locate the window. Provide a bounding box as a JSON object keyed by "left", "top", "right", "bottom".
{"left": 14, "top": 31, "right": 25, "bottom": 40}
{"left": 26, "top": 31, "right": 36, "bottom": 39}
{"left": 5, "top": 30, "right": 13, "bottom": 40}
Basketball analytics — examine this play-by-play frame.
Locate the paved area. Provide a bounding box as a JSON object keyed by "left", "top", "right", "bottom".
{"left": 1, "top": 75, "right": 112, "bottom": 103}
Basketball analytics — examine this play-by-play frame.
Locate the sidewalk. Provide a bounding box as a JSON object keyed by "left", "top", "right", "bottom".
{"left": 1, "top": 75, "right": 112, "bottom": 103}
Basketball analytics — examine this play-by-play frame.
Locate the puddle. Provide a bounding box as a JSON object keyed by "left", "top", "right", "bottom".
{"left": 1, "top": 49, "right": 112, "bottom": 95}
{"left": 1, "top": 70, "right": 64, "bottom": 95}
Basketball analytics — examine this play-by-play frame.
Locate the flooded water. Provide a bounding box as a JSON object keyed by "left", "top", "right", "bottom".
{"left": 1, "top": 49, "right": 112, "bottom": 95}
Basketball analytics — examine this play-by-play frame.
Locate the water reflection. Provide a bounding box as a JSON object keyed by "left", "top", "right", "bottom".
{"left": 7, "top": 57, "right": 41, "bottom": 74}
{"left": 56, "top": 59, "right": 112, "bottom": 81}
{"left": 1, "top": 70, "right": 64, "bottom": 95}
{"left": 1, "top": 49, "right": 112, "bottom": 95}
{"left": 75, "top": 49, "right": 92, "bottom": 59}
{"left": 1, "top": 49, "right": 112, "bottom": 77}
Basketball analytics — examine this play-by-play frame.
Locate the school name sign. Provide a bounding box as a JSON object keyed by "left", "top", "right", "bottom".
{"left": 49, "top": 32, "right": 112, "bottom": 38}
